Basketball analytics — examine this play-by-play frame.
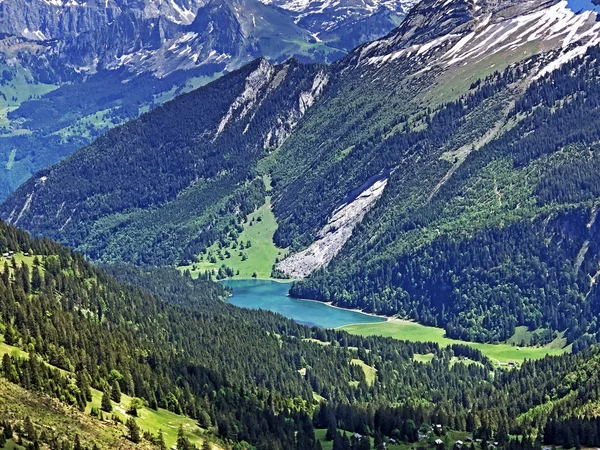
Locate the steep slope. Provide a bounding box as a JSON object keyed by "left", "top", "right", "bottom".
{"left": 6, "top": 0, "right": 600, "bottom": 352}
{"left": 1, "top": 58, "right": 329, "bottom": 265}
{"left": 274, "top": 0, "right": 600, "bottom": 347}
{"left": 0, "top": 0, "right": 417, "bottom": 201}
{"left": 0, "top": 0, "right": 345, "bottom": 200}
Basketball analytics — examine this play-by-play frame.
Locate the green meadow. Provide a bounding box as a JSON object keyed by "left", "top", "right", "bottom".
{"left": 182, "top": 197, "right": 288, "bottom": 280}
{"left": 341, "top": 321, "right": 570, "bottom": 365}
{"left": 87, "top": 390, "right": 212, "bottom": 449}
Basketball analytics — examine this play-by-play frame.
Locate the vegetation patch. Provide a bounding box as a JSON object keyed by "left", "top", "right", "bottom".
{"left": 182, "top": 197, "right": 288, "bottom": 280}
{"left": 341, "top": 320, "right": 570, "bottom": 364}
{"left": 350, "top": 358, "right": 377, "bottom": 386}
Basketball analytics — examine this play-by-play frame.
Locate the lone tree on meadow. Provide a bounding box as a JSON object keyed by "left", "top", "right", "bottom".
{"left": 111, "top": 380, "right": 121, "bottom": 403}
{"left": 101, "top": 390, "right": 112, "bottom": 412}
{"left": 126, "top": 417, "right": 141, "bottom": 443}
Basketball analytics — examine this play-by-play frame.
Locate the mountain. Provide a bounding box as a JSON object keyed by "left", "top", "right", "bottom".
{"left": 6, "top": 0, "right": 600, "bottom": 349}
{"left": 0, "top": 0, "right": 417, "bottom": 201}
{"left": 0, "top": 58, "right": 328, "bottom": 264}
{"left": 261, "top": 0, "right": 418, "bottom": 49}
{"left": 8, "top": 0, "right": 600, "bottom": 447}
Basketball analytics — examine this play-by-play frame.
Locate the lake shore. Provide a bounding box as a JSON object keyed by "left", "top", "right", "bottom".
{"left": 286, "top": 296, "right": 388, "bottom": 325}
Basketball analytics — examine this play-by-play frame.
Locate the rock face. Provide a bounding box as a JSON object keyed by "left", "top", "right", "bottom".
{"left": 276, "top": 173, "right": 388, "bottom": 278}
{"left": 0, "top": 0, "right": 419, "bottom": 84}
{"left": 0, "top": 0, "right": 327, "bottom": 83}
{"left": 261, "top": 0, "right": 419, "bottom": 49}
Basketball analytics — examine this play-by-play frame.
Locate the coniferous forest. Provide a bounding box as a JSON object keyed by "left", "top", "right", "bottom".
{"left": 5, "top": 0, "right": 600, "bottom": 449}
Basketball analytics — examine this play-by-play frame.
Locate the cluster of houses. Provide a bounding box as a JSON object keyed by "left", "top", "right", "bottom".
{"left": 2, "top": 251, "right": 29, "bottom": 261}
{"left": 347, "top": 425, "right": 499, "bottom": 449}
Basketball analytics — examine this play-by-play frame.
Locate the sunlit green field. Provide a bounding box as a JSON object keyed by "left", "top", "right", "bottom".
{"left": 182, "top": 197, "right": 287, "bottom": 280}
{"left": 341, "top": 321, "right": 570, "bottom": 365}
{"left": 87, "top": 390, "right": 210, "bottom": 449}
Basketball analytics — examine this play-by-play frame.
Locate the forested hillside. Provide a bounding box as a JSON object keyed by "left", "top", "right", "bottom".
{"left": 5, "top": 0, "right": 600, "bottom": 353}
{"left": 289, "top": 42, "right": 600, "bottom": 349}
{"left": 1, "top": 58, "right": 328, "bottom": 265}
{"left": 5, "top": 218, "right": 600, "bottom": 449}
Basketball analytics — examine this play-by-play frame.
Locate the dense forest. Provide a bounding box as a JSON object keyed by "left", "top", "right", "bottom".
{"left": 289, "top": 46, "right": 600, "bottom": 347}
{"left": 2, "top": 219, "right": 600, "bottom": 449}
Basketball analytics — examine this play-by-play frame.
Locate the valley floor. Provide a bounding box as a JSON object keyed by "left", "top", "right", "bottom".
{"left": 341, "top": 321, "right": 570, "bottom": 365}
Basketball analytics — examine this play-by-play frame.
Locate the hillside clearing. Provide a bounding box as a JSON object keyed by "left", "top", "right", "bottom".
{"left": 181, "top": 197, "right": 288, "bottom": 280}
{"left": 341, "top": 319, "right": 570, "bottom": 365}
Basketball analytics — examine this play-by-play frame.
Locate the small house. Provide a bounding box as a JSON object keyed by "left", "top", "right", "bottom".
{"left": 353, "top": 433, "right": 363, "bottom": 440}
{"left": 456, "top": 441, "right": 463, "bottom": 447}
{"left": 23, "top": 252, "right": 29, "bottom": 256}
{"left": 435, "top": 439, "right": 444, "bottom": 446}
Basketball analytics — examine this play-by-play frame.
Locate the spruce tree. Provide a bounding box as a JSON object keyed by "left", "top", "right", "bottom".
{"left": 73, "top": 434, "right": 82, "bottom": 450}
{"left": 156, "top": 430, "right": 167, "bottom": 450}
{"left": 126, "top": 418, "right": 141, "bottom": 443}
{"left": 31, "top": 266, "right": 42, "bottom": 291}
{"left": 23, "top": 417, "right": 36, "bottom": 441}
{"left": 325, "top": 419, "right": 337, "bottom": 441}
{"left": 101, "top": 390, "right": 112, "bottom": 413}
{"left": 111, "top": 380, "right": 122, "bottom": 403}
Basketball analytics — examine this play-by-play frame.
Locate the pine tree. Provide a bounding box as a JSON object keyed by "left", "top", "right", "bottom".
{"left": 3, "top": 324, "right": 16, "bottom": 346}
{"left": 23, "top": 417, "right": 36, "bottom": 441}
{"left": 126, "top": 418, "right": 141, "bottom": 443}
{"left": 177, "top": 426, "right": 190, "bottom": 450}
{"left": 73, "top": 434, "right": 82, "bottom": 450}
{"left": 325, "top": 419, "right": 337, "bottom": 441}
{"left": 156, "top": 430, "right": 167, "bottom": 450}
{"left": 31, "top": 266, "right": 42, "bottom": 291}
{"left": 111, "top": 380, "right": 121, "bottom": 403}
{"left": 101, "top": 390, "right": 112, "bottom": 413}
{"left": 76, "top": 370, "right": 92, "bottom": 402}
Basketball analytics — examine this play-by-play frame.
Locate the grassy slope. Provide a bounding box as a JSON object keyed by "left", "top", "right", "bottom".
{"left": 350, "top": 359, "right": 376, "bottom": 386}
{"left": 341, "top": 320, "right": 570, "bottom": 365}
{"left": 181, "top": 196, "right": 287, "bottom": 280}
{"left": 0, "top": 64, "right": 57, "bottom": 111}
{"left": 0, "top": 381, "right": 150, "bottom": 450}
{"left": 87, "top": 390, "right": 213, "bottom": 449}
{"left": 0, "top": 336, "right": 220, "bottom": 449}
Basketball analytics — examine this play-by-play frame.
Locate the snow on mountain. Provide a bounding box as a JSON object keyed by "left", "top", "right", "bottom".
{"left": 261, "top": 0, "right": 418, "bottom": 27}
{"left": 352, "top": 0, "right": 600, "bottom": 80}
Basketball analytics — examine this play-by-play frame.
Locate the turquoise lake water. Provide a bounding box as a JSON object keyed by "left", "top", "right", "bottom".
{"left": 221, "top": 279, "right": 385, "bottom": 328}
{"left": 567, "top": 0, "right": 600, "bottom": 13}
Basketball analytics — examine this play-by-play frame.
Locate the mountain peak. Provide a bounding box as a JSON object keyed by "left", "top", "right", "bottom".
{"left": 348, "top": 0, "right": 600, "bottom": 79}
